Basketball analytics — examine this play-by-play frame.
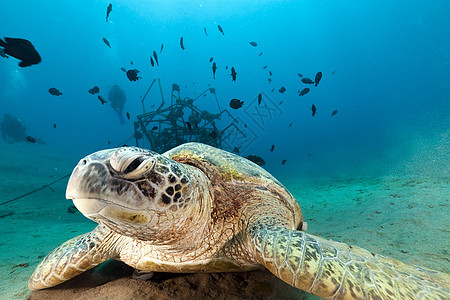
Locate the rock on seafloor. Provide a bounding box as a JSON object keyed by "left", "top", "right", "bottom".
{"left": 27, "top": 260, "right": 313, "bottom": 300}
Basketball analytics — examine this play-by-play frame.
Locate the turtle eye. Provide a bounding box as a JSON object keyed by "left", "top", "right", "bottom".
{"left": 124, "top": 157, "right": 146, "bottom": 174}
{"left": 122, "top": 156, "right": 156, "bottom": 180}
{"left": 110, "top": 147, "right": 156, "bottom": 179}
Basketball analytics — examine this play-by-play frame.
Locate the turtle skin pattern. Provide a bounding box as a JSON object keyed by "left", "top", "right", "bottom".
{"left": 250, "top": 227, "right": 449, "bottom": 299}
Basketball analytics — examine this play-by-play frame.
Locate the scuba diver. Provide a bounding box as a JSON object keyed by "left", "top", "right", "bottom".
{"left": 108, "top": 85, "right": 126, "bottom": 124}
{"left": 1, "top": 114, "right": 27, "bottom": 143}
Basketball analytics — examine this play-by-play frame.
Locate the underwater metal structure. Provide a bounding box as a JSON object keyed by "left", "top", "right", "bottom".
{"left": 133, "top": 79, "right": 247, "bottom": 154}
{"left": 0, "top": 80, "right": 263, "bottom": 206}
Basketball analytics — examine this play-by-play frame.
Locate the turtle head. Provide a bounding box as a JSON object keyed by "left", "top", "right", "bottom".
{"left": 66, "top": 146, "right": 206, "bottom": 242}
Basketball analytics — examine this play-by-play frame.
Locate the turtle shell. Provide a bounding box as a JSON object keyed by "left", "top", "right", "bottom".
{"left": 163, "top": 142, "right": 303, "bottom": 228}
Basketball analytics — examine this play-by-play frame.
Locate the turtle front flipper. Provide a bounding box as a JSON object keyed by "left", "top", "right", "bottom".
{"left": 249, "top": 227, "right": 450, "bottom": 299}
{"left": 28, "top": 225, "right": 118, "bottom": 290}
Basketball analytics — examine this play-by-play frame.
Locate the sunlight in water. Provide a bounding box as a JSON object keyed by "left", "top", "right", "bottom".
{"left": 3, "top": 66, "right": 27, "bottom": 100}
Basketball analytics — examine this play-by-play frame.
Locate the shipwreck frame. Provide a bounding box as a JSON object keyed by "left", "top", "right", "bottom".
{"left": 132, "top": 79, "right": 249, "bottom": 154}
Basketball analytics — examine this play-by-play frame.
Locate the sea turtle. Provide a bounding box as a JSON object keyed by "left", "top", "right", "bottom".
{"left": 29, "top": 143, "right": 449, "bottom": 299}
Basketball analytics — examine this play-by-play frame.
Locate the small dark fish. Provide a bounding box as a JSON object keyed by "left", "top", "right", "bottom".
{"left": 126, "top": 69, "right": 141, "bottom": 81}
{"left": 288, "top": 122, "right": 293, "bottom": 127}
{"left": 180, "top": 37, "right": 185, "bottom": 50}
{"left": 271, "top": 88, "right": 274, "bottom": 92}
{"left": 217, "top": 25, "right": 224, "bottom": 35}
{"left": 279, "top": 86, "right": 286, "bottom": 93}
{"left": 151, "top": 126, "right": 158, "bottom": 131}
{"left": 245, "top": 155, "right": 265, "bottom": 166}
{"left": 307, "top": 153, "right": 311, "bottom": 156}
{"left": 258, "top": 93, "right": 262, "bottom": 105}
{"left": 120, "top": 67, "right": 127, "bottom": 72}
{"left": 314, "top": 72, "right": 322, "bottom": 87}
{"left": 106, "top": 3, "right": 112, "bottom": 22}
{"left": 249, "top": 41, "right": 257, "bottom": 47}
{"left": 126, "top": 112, "right": 130, "bottom": 120}
{"left": 26, "top": 136, "right": 37, "bottom": 143}
{"left": 48, "top": 88, "right": 63, "bottom": 98}
{"left": 229, "top": 98, "right": 244, "bottom": 109}
{"left": 186, "top": 122, "right": 192, "bottom": 130}
{"left": 212, "top": 62, "right": 217, "bottom": 79}
{"left": 204, "top": 27, "right": 208, "bottom": 36}
{"left": 301, "top": 78, "right": 314, "bottom": 84}
{"left": 160, "top": 43, "right": 164, "bottom": 53}
{"left": 209, "top": 57, "right": 213, "bottom": 62}
{"left": 258, "top": 52, "right": 263, "bottom": 56}
{"left": 48, "top": 88, "right": 62, "bottom": 96}
{"left": 263, "top": 65, "right": 268, "bottom": 69}
{"left": 268, "top": 78, "right": 272, "bottom": 83}
{"left": 225, "top": 66, "right": 228, "bottom": 69}
{"left": 0, "top": 37, "right": 41, "bottom": 67}
{"left": 53, "top": 123, "right": 56, "bottom": 129}
{"left": 297, "top": 73, "right": 303, "bottom": 78}
{"left": 298, "top": 88, "right": 310, "bottom": 96}
{"left": 270, "top": 145, "right": 275, "bottom": 152}
{"left": 88, "top": 86, "right": 100, "bottom": 95}
{"left": 269, "top": 71, "right": 272, "bottom": 76}
{"left": 150, "top": 57, "right": 154, "bottom": 67}
{"left": 130, "top": 61, "right": 134, "bottom": 65}
{"left": 311, "top": 104, "right": 317, "bottom": 117}
{"left": 279, "top": 101, "right": 283, "bottom": 105}
{"left": 233, "top": 147, "right": 240, "bottom": 154}
{"left": 98, "top": 95, "right": 107, "bottom": 105}
{"left": 108, "top": 140, "right": 111, "bottom": 145}
{"left": 281, "top": 159, "right": 287, "bottom": 165}
{"left": 231, "top": 67, "right": 237, "bottom": 82}
{"left": 152, "top": 50, "right": 159, "bottom": 66}
{"left": 331, "top": 71, "right": 336, "bottom": 75}
{"left": 331, "top": 110, "right": 338, "bottom": 116}
{"left": 103, "top": 37, "right": 111, "bottom": 48}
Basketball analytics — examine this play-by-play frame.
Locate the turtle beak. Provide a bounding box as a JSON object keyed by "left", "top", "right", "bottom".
{"left": 66, "top": 149, "right": 153, "bottom": 228}
{"left": 71, "top": 198, "right": 107, "bottom": 216}
{"left": 66, "top": 148, "right": 150, "bottom": 214}
{"left": 66, "top": 152, "right": 112, "bottom": 215}
{"left": 65, "top": 150, "right": 113, "bottom": 202}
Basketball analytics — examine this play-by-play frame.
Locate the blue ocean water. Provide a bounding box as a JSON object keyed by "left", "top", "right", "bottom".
{"left": 1, "top": 1, "right": 449, "bottom": 299}
{"left": 1, "top": 0, "right": 449, "bottom": 178}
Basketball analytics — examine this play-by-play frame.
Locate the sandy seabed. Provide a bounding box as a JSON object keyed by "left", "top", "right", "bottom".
{"left": 0, "top": 145, "right": 448, "bottom": 300}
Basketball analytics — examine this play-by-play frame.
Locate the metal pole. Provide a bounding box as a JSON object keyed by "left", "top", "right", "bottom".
{"left": 141, "top": 79, "right": 156, "bottom": 114}
{"left": 157, "top": 78, "right": 165, "bottom": 112}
